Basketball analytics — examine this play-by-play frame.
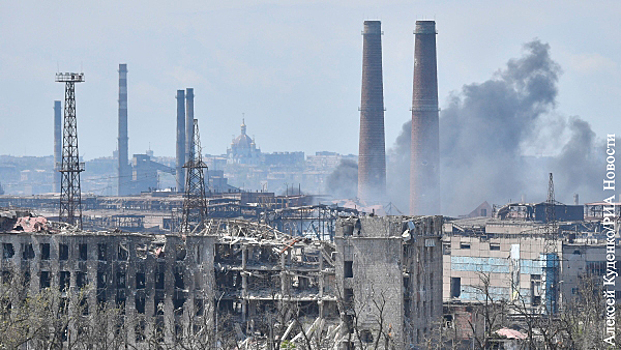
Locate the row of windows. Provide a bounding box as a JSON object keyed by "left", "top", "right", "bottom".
{"left": 0, "top": 268, "right": 191, "bottom": 292}
{"left": 2, "top": 242, "right": 125, "bottom": 261}
{"left": 444, "top": 241, "right": 501, "bottom": 253}
{"left": 1, "top": 269, "right": 145, "bottom": 290}
{"left": 2, "top": 242, "right": 195, "bottom": 262}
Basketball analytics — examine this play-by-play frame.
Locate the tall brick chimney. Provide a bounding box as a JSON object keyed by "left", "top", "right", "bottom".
{"left": 358, "top": 20, "right": 386, "bottom": 203}
{"left": 410, "top": 20, "right": 440, "bottom": 214}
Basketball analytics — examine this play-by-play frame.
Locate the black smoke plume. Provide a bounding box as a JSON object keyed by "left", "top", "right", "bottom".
{"left": 326, "top": 159, "right": 358, "bottom": 199}
{"left": 388, "top": 39, "right": 605, "bottom": 215}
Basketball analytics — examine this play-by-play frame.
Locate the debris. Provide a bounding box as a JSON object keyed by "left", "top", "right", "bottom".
{"left": 13, "top": 216, "right": 49, "bottom": 232}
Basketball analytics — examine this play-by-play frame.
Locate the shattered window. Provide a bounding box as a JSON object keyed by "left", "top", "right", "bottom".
{"left": 23, "top": 271, "right": 30, "bottom": 287}
{"left": 59, "top": 244, "right": 68, "bottom": 260}
{"left": 176, "top": 244, "right": 186, "bottom": 261}
{"left": 155, "top": 265, "right": 165, "bottom": 290}
{"left": 97, "top": 292, "right": 106, "bottom": 307}
{"left": 135, "top": 295, "right": 145, "bottom": 314}
{"left": 76, "top": 271, "right": 87, "bottom": 289}
{"left": 1, "top": 270, "right": 12, "bottom": 284}
{"left": 98, "top": 244, "right": 107, "bottom": 261}
{"left": 154, "top": 298, "right": 165, "bottom": 316}
{"left": 136, "top": 272, "right": 145, "bottom": 289}
{"left": 344, "top": 261, "right": 353, "bottom": 278}
{"left": 117, "top": 271, "right": 126, "bottom": 289}
{"left": 135, "top": 320, "right": 146, "bottom": 342}
{"left": 173, "top": 297, "right": 185, "bottom": 317}
{"left": 59, "top": 271, "right": 70, "bottom": 291}
{"left": 79, "top": 243, "right": 88, "bottom": 261}
{"left": 194, "top": 298, "right": 204, "bottom": 316}
{"left": 360, "top": 330, "right": 373, "bottom": 343}
{"left": 40, "top": 243, "right": 50, "bottom": 260}
{"left": 136, "top": 244, "right": 147, "bottom": 259}
{"left": 344, "top": 288, "right": 354, "bottom": 307}
{"left": 22, "top": 243, "right": 35, "bottom": 260}
{"left": 442, "top": 242, "right": 451, "bottom": 255}
{"left": 196, "top": 245, "right": 202, "bottom": 263}
{"left": 2, "top": 243, "right": 14, "bottom": 259}
{"left": 97, "top": 271, "right": 107, "bottom": 289}
{"left": 118, "top": 242, "right": 129, "bottom": 260}
{"left": 39, "top": 271, "right": 51, "bottom": 289}
{"left": 79, "top": 297, "right": 89, "bottom": 316}
{"left": 116, "top": 290, "right": 126, "bottom": 311}
{"left": 174, "top": 266, "right": 184, "bottom": 290}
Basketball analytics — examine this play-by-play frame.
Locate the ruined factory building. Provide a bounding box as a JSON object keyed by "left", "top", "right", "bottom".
{"left": 0, "top": 210, "right": 443, "bottom": 349}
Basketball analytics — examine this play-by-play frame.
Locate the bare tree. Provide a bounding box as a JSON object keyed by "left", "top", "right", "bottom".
{"left": 464, "top": 272, "right": 510, "bottom": 349}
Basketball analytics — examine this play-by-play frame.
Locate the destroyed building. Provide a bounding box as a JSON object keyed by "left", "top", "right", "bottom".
{"left": 335, "top": 215, "right": 443, "bottom": 348}
{"left": 442, "top": 214, "right": 621, "bottom": 345}
{"left": 0, "top": 231, "right": 216, "bottom": 345}
{"left": 0, "top": 211, "right": 443, "bottom": 349}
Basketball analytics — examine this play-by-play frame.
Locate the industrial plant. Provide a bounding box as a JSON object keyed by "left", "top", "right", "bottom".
{"left": 0, "top": 18, "right": 618, "bottom": 350}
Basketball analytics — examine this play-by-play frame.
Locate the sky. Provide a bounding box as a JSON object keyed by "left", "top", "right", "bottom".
{"left": 0, "top": 0, "right": 619, "bottom": 161}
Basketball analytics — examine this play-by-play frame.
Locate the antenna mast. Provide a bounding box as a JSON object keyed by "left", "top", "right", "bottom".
{"left": 56, "top": 72, "right": 85, "bottom": 229}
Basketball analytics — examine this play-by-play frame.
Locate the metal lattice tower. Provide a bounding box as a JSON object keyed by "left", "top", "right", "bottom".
{"left": 546, "top": 173, "right": 558, "bottom": 235}
{"left": 543, "top": 172, "right": 560, "bottom": 314}
{"left": 181, "top": 119, "right": 208, "bottom": 233}
{"left": 547, "top": 173, "right": 555, "bottom": 207}
{"left": 56, "top": 72, "right": 85, "bottom": 229}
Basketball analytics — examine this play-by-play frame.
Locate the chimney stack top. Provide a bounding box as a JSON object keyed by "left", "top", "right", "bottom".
{"left": 414, "top": 20, "right": 436, "bottom": 34}
{"left": 363, "top": 20, "right": 382, "bottom": 35}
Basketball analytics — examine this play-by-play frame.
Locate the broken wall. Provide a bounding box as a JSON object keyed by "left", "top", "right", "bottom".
{"left": 0, "top": 232, "right": 216, "bottom": 346}
{"left": 335, "top": 215, "right": 443, "bottom": 348}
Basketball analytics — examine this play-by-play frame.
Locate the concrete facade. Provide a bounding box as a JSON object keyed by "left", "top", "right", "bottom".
{"left": 442, "top": 234, "right": 556, "bottom": 308}
{"left": 561, "top": 241, "right": 621, "bottom": 303}
{"left": 0, "top": 232, "right": 216, "bottom": 346}
{"left": 442, "top": 216, "right": 621, "bottom": 345}
{"left": 335, "top": 215, "right": 443, "bottom": 348}
{"left": 0, "top": 213, "right": 444, "bottom": 348}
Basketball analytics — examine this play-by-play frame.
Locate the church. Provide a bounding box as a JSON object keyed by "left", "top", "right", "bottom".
{"left": 226, "top": 119, "right": 262, "bottom": 165}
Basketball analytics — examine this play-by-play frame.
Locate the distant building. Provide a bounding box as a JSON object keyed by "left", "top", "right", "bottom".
{"left": 264, "top": 151, "right": 305, "bottom": 167}
{"left": 129, "top": 153, "right": 175, "bottom": 194}
{"left": 227, "top": 120, "right": 261, "bottom": 165}
{"left": 465, "top": 201, "right": 492, "bottom": 218}
{"left": 442, "top": 215, "right": 621, "bottom": 344}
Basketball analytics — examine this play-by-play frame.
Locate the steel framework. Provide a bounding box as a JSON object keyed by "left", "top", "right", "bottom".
{"left": 543, "top": 172, "right": 560, "bottom": 314}
{"left": 56, "top": 72, "right": 85, "bottom": 228}
{"left": 265, "top": 204, "right": 359, "bottom": 241}
{"left": 181, "top": 119, "right": 208, "bottom": 233}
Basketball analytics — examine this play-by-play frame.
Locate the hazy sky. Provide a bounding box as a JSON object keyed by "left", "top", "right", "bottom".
{"left": 0, "top": 0, "right": 619, "bottom": 160}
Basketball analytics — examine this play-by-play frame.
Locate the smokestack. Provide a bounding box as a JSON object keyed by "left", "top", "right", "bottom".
{"left": 117, "top": 64, "right": 130, "bottom": 196}
{"left": 185, "top": 88, "right": 195, "bottom": 163}
{"left": 176, "top": 90, "right": 186, "bottom": 193}
{"left": 573, "top": 193, "right": 579, "bottom": 205}
{"left": 54, "top": 100, "right": 62, "bottom": 193}
{"left": 357, "top": 20, "right": 386, "bottom": 203}
{"left": 410, "top": 20, "right": 440, "bottom": 215}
